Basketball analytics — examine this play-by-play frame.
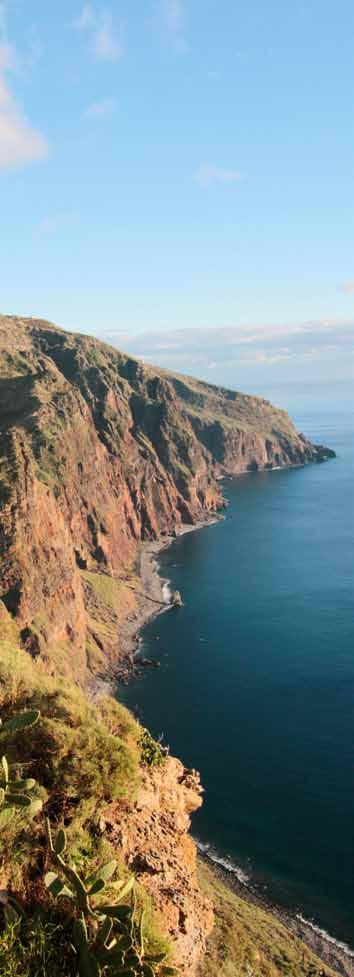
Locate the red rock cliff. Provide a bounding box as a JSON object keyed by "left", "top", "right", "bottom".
{"left": 0, "top": 315, "right": 334, "bottom": 679}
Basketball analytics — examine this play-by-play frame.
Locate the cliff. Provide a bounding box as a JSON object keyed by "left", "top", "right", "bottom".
{"left": 0, "top": 315, "right": 334, "bottom": 681}
{"left": 0, "top": 611, "right": 343, "bottom": 977}
{"left": 0, "top": 316, "right": 341, "bottom": 977}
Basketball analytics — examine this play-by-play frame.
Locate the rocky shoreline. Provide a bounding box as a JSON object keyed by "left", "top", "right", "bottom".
{"left": 89, "top": 515, "right": 222, "bottom": 696}
{"left": 92, "top": 508, "right": 354, "bottom": 977}
{"left": 112, "top": 519, "right": 354, "bottom": 977}
{"left": 198, "top": 851, "right": 354, "bottom": 977}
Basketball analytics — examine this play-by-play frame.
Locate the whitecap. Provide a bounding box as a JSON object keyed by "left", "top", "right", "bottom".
{"left": 162, "top": 581, "right": 172, "bottom": 604}
{"left": 295, "top": 915, "right": 354, "bottom": 958}
{"left": 195, "top": 839, "right": 250, "bottom": 885}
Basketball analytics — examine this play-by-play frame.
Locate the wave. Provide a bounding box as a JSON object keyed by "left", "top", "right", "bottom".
{"left": 196, "top": 843, "right": 354, "bottom": 959}
{"left": 162, "top": 581, "right": 172, "bottom": 604}
{"left": 295, "top": 915, "right": 354, "bottom": 959}
{"left": 195, "top": 839, "right": 250, "bottom": 885}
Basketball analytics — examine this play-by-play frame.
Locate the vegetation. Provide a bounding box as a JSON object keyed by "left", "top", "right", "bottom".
{"left": 0, "top": 318, "right": 338, "bottom": 976}
{"left": 0, "top": 619, "right": 172, "bottom": 976}
{"left": 0, "top": 913, "right": 77, "bottom": 977}
{"left": 82, "top": 570, "right": 138, "bottom": 672}
{"left": 139, "top": 729, "right": 166, "bottom": 768}
{"left": 44, "top": 820, "right": 173, "bottom": 977}
{"left": 0, "top": 708, "right": 43, "bottom": 829}
{"left": 198, "top": 862, "right": 339, "bottom": 977}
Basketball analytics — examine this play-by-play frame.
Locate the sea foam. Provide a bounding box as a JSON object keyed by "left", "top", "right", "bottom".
{"left": 162, "top": 581, "right": 172, "bottom": 604}
{"left": 195, "top": 839, "right": 250, "bottom": 885}
{"left": 295, "top": 915, "right": 354, "bottom": 958}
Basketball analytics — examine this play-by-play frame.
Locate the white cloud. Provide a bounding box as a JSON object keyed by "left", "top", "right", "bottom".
{"left": 0, "top": 2, "right": 47, "bottom": 169}
{"left": 0, "top": 99, "right": 47, "bottom": 169}
{"left": 340, "top": 280, "right": 354, "bottom": 294}
{"left": 72, "top": 6, "right": 123, "bottom": 62}
{"left": 195, "top": 163, "right": 242, "bottom": 187}
{"left": 103, "top": 320, "right": 354, "bottom": 380}
{"left": 84, "top": 95, "right": 116, "bottom": 119}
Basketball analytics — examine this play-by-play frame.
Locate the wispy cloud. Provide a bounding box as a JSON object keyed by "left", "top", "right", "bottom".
{"left": 195, "top": 163, "right": 242, "bottom": 187}
{"left": 340, "top": 280, "right": 354, "bottom": 294}
{"left": 0, "top": 5, "right": 47, "bottom": 170}
{"left": 72, "top": 5, "right": 124, "bottom": 62}
{"left": 162, "top": 0, "right": 188, "bottom": 52}
{"left": 103, "top": 320, "right": 354, "bottom": 381}
{"left": 84, "top": 95, "right": 116, "bottom": 119}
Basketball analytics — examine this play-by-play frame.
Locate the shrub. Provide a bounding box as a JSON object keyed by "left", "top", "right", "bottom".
{"left": 139, "top": 729, "right": 166, "bottom": 768}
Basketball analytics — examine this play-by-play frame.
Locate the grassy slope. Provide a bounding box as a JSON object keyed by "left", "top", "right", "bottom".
{"left": 0, "top": 314, "right": 304, "bottom": 447}
{"left": 0, "top": 608, "right": 341, "bottom": 977}
{"left": 1, "top": 315, "right": 320, "bottom": 680}
{"left": 198, "top": 863, "right": 340, "bottom": 977}
{"left": 160, "top": 369, "right": 299, "bottom": 439}
{"left": 0, "top": 603, "right": 170, "bottom": 975}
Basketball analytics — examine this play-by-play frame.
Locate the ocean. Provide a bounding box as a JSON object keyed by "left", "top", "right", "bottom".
{"left": 118, "top": 383, "right": 354, "bottom": 948}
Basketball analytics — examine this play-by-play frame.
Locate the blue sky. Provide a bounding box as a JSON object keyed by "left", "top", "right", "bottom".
{"left": 0, "top": 0, "right": 353, "bottom": 389}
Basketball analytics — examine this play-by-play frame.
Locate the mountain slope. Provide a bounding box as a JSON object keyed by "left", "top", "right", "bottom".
{"left": 0, "top": 315, "right": 342, "bottom": 977}
{"left": 0, "top": 315, "right": 334, "bottom": 680}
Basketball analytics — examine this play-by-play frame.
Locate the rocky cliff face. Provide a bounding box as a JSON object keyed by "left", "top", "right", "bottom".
{"left": 0, "top": 315, "right": 334, "bottom": 679}
{"left": 0, "top": 316, "right": 339, "bottom": 977}
{"left": 104, "top": 756, "right": 214, "bottom": 974}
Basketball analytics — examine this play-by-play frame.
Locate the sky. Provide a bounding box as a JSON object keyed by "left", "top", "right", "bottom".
{"left": 0, "top": 0, "right": 353, "bottom": 392}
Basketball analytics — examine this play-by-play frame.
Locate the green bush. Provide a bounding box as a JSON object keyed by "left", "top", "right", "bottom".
{"left": 139, "top": 729, "right": 166, "bottom": 769}
{"left": 0, "top": 638, "right": 176, "bottom": 974}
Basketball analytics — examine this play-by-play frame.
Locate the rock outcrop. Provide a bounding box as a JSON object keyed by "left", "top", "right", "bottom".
{"left": 104, "top": 756, "right": 214, "bottom": 974}
{"left": 0, "top": 315, "right": 335, "bottom": 679}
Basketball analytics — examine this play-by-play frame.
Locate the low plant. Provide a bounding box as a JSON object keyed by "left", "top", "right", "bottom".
{"left": 45, "top": 820, "right": 174, "bottom": 977}
{"left": 0, "top": 658, "right": 175, "bottom": 976}
{"left": 0, "top": 912, "right": 77, "bottom": 977}
{"left": 0, "top": 710, "right": 43, "bottom": 829}
{"left": 139, "top": 729, "right": 166, "bottom": 769}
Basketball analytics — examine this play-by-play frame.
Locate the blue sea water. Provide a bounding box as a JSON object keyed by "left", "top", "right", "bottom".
{"left": 118, "top": 383, "right": 354, "bottom": 946}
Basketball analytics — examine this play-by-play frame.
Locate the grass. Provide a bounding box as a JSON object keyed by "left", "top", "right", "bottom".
{"left": 0, "top": 901, "right": 172, "bottom": 977}
{"left": 82, "top": 570, "right": 138, "bottom": 669}
{"left": 198, "top": 862, "right": 339, "bottom": 977}
{"left": 0, "top": 609, "right": 172, "bottom": 974}
{"left": 0, "top": 617, "right": 140, "bottom": 877}
{"left": 0, "top": 914, "right": 76, "bottom": 977}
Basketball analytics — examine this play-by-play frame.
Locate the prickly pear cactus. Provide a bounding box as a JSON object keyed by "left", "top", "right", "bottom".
{"left": 45, "top": 820, "right": 177, "bottom": 976}
{"left": 0, "top": 710, "right": 42, "bottom": 828}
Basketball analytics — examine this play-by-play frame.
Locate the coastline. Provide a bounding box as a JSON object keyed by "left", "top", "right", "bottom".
{"left": 197, "top": 850, "right": 354, "bottom": 977}
{"left": 95, "top": 504, "right": 354, "bottom": 977}
{"left": 125, "top": 515, "right": 223, "bottom": 671}
{"left": 90, "top": 514, "right": 222, "bottom": 695}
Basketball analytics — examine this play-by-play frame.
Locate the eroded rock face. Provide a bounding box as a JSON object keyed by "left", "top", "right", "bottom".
{"left": 0, "top": 315, "right": 335, "bottom": 676}
{"left": 104, "top": 757, "right": 214, "bottom": 975}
